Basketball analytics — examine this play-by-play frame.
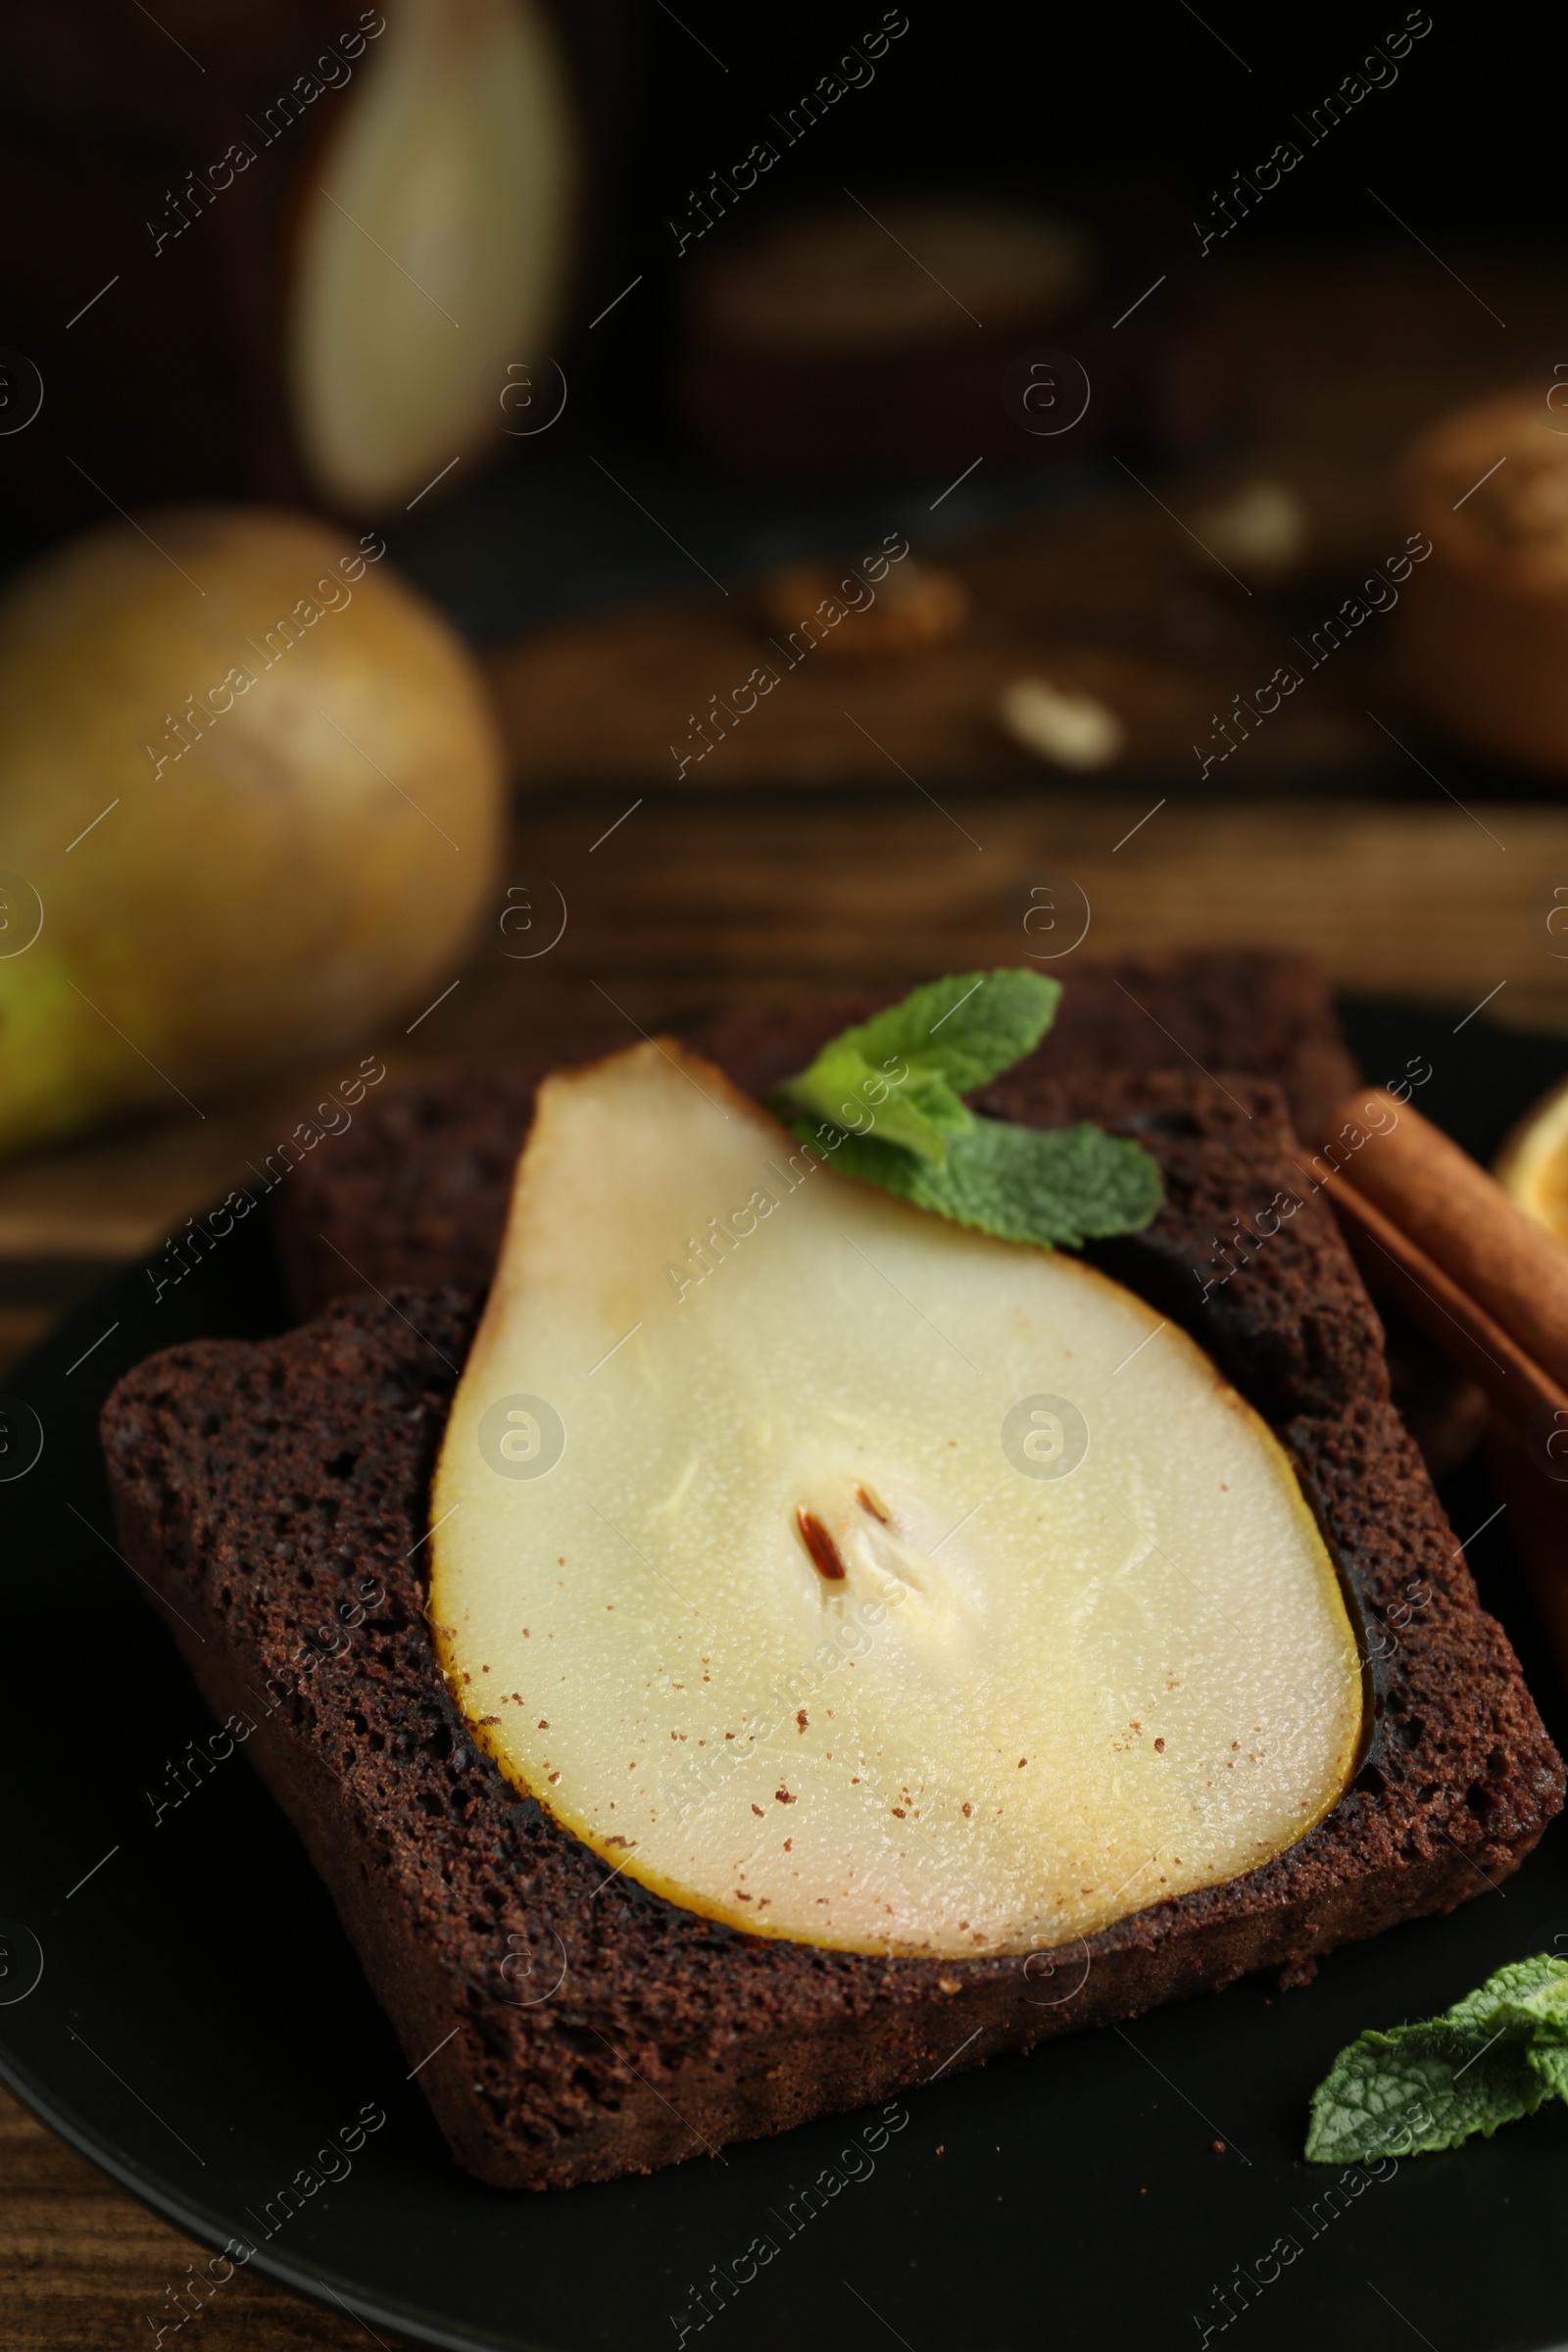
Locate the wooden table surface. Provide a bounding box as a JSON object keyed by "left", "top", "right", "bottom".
{"left": 486, "top": 248, "right": 1568, "bottom": 796}
{"left": 4, "top": 786, "right": 1567, "bottom": 1364}
{"left": 6, "top": 243, "right": 1568, "bottom": 2348}
{"left": 0, "top": 2083, "right": 410, "bottom": 2350}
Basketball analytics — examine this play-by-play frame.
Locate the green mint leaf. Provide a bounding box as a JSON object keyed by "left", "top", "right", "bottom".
{"left": 837, "top": 968, "right": 1063, "bottom": 1095}
{"left": 792, "top": 1115, "right": 1164, "bottom": 1250}
{"left": 1446, "top": 1954, "right": 1568, "bottom": 2038}
{"left": 1305, "top": 2025, "right": 1547, "bottom": 2164}
{"left": 767, "top": 970, "right": 1161, "bottom": 1248}
{"left": 1305, "top": 1954, "right": 1568, "bottom": 2164}
{"left": 768, "top": 970, "right": 1061, "bottom": 1166}
{"left": 773, "top": 1038, "right": 966, "bottom": 1166}
{"left": 1527, "top": 2041, "right": 1568, "bottom": 2102}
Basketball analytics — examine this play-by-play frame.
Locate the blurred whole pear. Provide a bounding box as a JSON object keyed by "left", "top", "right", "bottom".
{"left": 0, "top": 507, "right": 505, "bottom": 1157}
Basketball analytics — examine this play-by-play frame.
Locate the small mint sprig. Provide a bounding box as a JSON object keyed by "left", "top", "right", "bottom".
{"left": 765, "top": 969, "right": 1162, "bottom": 1250}
{"left": 1306, "top": 1954, "right": 1568, "bottom": 2164}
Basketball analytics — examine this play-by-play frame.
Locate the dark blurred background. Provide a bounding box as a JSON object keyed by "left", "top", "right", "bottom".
{"left": 626, "top": 4, "right": 1540, "bottom": 268}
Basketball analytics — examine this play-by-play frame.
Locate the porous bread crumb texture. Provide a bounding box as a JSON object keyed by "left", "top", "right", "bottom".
{"left": 273, "top": 948, "right": 1356, "bottom": 1318}
{"left": 103, "top": 1058, "right": 1563, "bottom": 2189}
{"left": 995, "top": 1067, "right": 1389, "bottom": 1426}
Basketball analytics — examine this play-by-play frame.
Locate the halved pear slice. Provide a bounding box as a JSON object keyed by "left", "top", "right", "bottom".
{"left": 430, "top": 1043, "right": 1362, "bottom": 1959}
{"left": 288, "top": 0, "right": 578, "bottom": 511}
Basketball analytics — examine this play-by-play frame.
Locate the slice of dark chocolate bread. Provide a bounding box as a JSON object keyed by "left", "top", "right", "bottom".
{"left": 103, "top": 1062, "right": 1562, "bottom": 2191}
{"left": 273, "top": 949, "right": 1355, "bottom": 1319}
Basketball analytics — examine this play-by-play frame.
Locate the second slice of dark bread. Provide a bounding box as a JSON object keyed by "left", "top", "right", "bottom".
{"left": 274, "top": 948, "right": 1356, "bottom": 1318}
{"left": 103, "top": 1063, "right": 1563, "bottom": 2190}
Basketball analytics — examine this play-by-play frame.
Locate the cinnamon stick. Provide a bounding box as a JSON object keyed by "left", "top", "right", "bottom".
{"left": 1320, "top": 1165, "right": 1568, "bottom": 1441}
{"left": 1323, "top": 1087, "right": 1568, "bottom": 1400}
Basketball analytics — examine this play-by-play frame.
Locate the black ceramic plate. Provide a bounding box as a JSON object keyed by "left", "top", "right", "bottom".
{"left": 5, "top": 1001, "right": 1568, "bottom": 2352}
